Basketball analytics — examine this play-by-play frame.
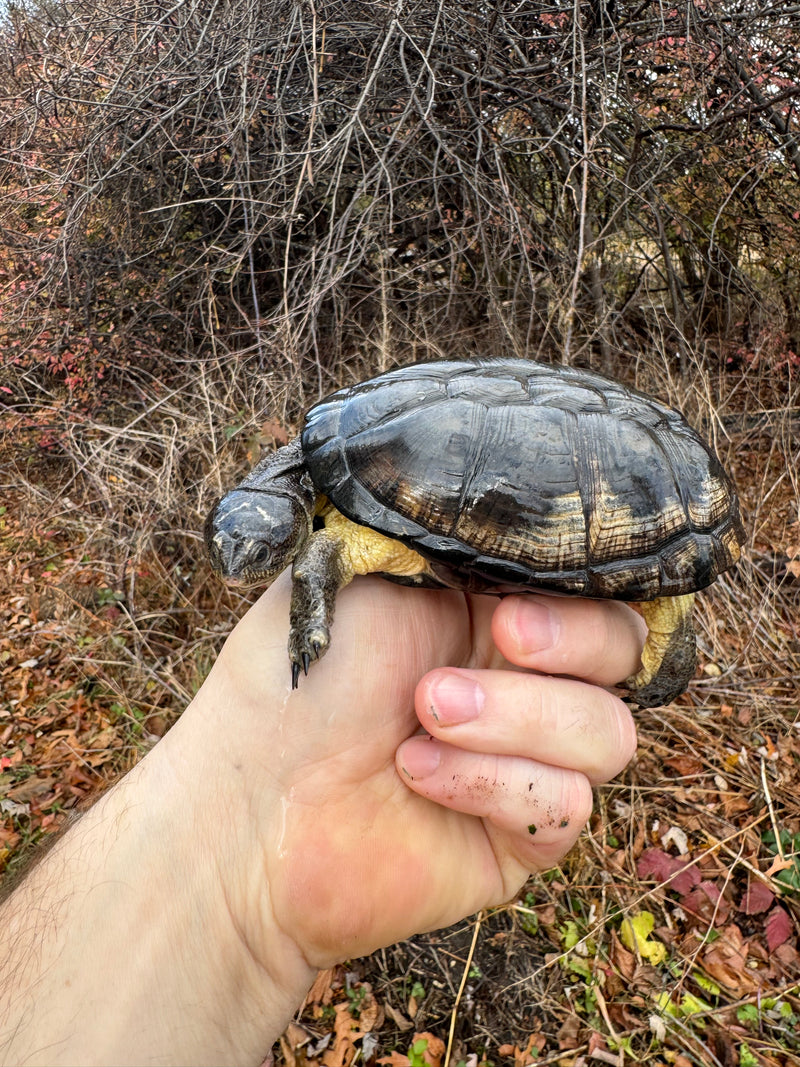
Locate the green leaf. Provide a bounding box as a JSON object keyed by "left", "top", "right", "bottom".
{"left": 408, "top": 1038, "right": 429, "bottom": 1067}
{"left": 680, "top": 993, "right": 713, "bottom": 1016}
{"left": 567, "top": 957, "right": 593, "bottom": 981}
{"left": 654, "top": 992, "right": 679, "bottom": 1018}
{"left": 739, "top": 1044, "right": 759, "bottom": 1067}
{"left": 736, "top": 1004, "right": 759, "bottom": 1027}
{"left": 695, "top": 973, "right": 721, "bottom": 997}
{"left": 560, "top": 920, "right": 581, "bottom": 950}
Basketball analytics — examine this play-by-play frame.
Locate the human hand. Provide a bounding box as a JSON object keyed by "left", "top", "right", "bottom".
{"left": 168, "top": 575, "right": 642, "bottom": 971}
{"left": 0, "top": 575, "right": 643, "bottom": 1065}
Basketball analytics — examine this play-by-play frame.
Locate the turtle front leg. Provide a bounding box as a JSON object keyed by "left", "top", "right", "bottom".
{"left": 289, "top": 530, "right": 353, "bottom": 688}
{"left": 288, "top": 505, "right": 432, "bottom": 687}
{"left": 624, "top": 593, "right": 697, "bottom": 708}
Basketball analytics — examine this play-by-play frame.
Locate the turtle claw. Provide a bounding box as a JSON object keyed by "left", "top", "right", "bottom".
{"left": 288, "top": 635, "right": 328, "bottom": 689}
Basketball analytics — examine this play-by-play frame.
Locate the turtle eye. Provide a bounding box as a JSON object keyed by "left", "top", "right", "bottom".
{"left": 247, "top": 543, "right": 272, "bottom": 568}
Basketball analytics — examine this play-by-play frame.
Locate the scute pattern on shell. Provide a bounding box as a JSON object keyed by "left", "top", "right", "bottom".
{"left": 301, "top": 359, "right": 744, "bottom": 601}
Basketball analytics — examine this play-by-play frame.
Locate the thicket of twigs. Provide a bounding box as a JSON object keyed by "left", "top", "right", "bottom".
{"left": 4, "top": 0, "right": 800, "bottom": 398}
{"left": 1, "top": 0, "right": 800, "bottom": 1063}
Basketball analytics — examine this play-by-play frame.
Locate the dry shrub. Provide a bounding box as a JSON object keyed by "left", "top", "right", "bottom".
{"left": 3, "top": 0, "right": 800, "bottom": 410}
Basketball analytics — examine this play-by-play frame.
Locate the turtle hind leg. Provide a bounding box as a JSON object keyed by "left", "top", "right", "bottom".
{"left": 624, "top": 593, "right": 697, "bottom": 708}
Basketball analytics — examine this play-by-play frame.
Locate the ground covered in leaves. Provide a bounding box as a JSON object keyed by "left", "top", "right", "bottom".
{"left": 1, "top": 368, "right": 799, "bottom": 1067}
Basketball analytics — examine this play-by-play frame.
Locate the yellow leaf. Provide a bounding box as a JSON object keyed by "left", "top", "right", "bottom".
{"left": 620, "top": 912, "right": 668, "bottom": 965}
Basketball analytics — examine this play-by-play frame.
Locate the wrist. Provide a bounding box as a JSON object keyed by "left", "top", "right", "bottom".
{"left": 134, "top": 701, "right": 318, "bottom": 1062}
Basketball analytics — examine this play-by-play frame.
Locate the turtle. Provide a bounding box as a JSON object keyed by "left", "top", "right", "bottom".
{"left": 205, "top": 358, "right": 745, "bottom": 707}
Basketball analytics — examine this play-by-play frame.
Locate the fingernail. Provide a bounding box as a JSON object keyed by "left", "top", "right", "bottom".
{"left": 428, "top": 671, "right": 485, "bottom": 725}
{"left": 401, "top": 737, "right": 441, "bottom": 779}
{"left": 510, "top": 599, "right": 559, "bottom": 654}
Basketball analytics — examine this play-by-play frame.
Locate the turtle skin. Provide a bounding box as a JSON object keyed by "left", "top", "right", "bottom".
{"left": 300, "top": 359, "right": 744, "bottom": 601}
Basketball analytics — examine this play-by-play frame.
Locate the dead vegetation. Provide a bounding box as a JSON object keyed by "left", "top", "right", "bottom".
{"left": 1, "top": 0, "right": 800, "bottom": 1063}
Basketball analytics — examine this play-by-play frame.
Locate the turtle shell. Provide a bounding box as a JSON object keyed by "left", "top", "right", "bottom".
{"left": 300, "top": 359, "right": 744, "bottom": 600}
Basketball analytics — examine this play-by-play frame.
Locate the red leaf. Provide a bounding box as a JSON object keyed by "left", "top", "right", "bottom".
{"left": 765, "top": 906, "right": 794, "bottom": 952}
{"left": 739, "top": 880, "right": 775, "bottom": 915}
{"left": 638, "top": 848, "right": 700, "bottom": 895}
{"left": 681, "top": 881, "right": 731, "bottom": 924}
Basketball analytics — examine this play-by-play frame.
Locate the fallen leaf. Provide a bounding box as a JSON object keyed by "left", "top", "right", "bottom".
{"left": 701, "top": 924, "right": 755, "bottom": 994}
{"left": 377, "top": 1051, "right": 410, "bottom": 1067}
{"left": 416, "top": 1033, "right": 445, "bottom": 1067}
{"left": 739, "top": 879, "right": 775, "bottom": 915}
{"left": 5, "top": 775, "right": 55, "bottom": 802}
{"left": 358, "top": 991, "right": 382, "bottom": 1033}
{"left": 556, "top": 1012, "right": 580, "bottom": 1049}
{"left": 722, "top": 792, "right": 754, "bottom": 817}
{"left": 587, "top": 1032, "right": 612, "bottom": 1058}
{"left": 663, "top": 755, "right": 705, "bottom": 777}
{"left": 532, "top": 903, "right": 557, "bottom": 926}
{"left": 609, "top": 930, "right": 636, "bottom": 982}
{"left": 285, "top": 1022, "right": 312, "bottom": 1047}
{"left": 383, "top": 1001, "right": 413, "bottom": 1031}
{"left": 764, "top": 854, "right": 796, "bottom": 879}
{"left": 774, "top": 941, "right": 800, "bottom": 970}
{"left": 680, "top": 880, "right": 731, "bottom": 925}
{"left": 620, "top": 912, "right": 668, "bottom": 965}
{"left": 321, "top": 1003, "right": 358, "bottom": 1067}
{"left": 260, "top": 418, "right": 291, "bottom": 446}
{"left": 281, "top": 1021, "right": 315, "bottom": 1067}
{"left": 305, "top": 968, "right": 337, "bottom": 1009}
{"left": 378, "top": 1034, "right": 444, "bottom": 1067}
{"left": 638, "top": 848, "right": 700, "bottom": 895}
{"left": 498, "top": 1034, "right": 546, "bottom": 1066}
{"left": 765, "top": 905, "right": 794, "bottom": 952}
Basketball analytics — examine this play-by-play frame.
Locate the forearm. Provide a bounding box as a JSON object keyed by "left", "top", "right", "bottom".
{"left": 0, "top": 728, "right": 314, "bottom": 1066}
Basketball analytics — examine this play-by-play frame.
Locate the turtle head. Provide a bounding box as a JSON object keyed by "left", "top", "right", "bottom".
{"left": 205, "top": 488, "right": 310, "bottom": 585}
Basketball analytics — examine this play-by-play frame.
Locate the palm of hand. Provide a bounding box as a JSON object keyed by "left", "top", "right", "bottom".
{"left": 191, "top": 572, "right": 638, "bottom": 970}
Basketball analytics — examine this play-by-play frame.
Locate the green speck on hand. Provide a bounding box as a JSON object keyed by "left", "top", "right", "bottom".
{"left": 528, "top": 824, "right": 537, "bottom": 835}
